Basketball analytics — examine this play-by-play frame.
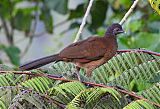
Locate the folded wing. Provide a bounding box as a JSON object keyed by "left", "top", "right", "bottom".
{"left": 59, "top": 37, "right": 109, "bottom": 61}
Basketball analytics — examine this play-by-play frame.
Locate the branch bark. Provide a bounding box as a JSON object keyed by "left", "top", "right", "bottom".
{"left": 74, "top": 0, "right": 94, "bottom": 42}
{"left": 117, "top": 49, "right": 160, "bottom": 57}
{"left": 119, "top": 0, "right": 140, "bottom": 25}
{"left": 0, "top": 16, "right": 13, "bottom": 45}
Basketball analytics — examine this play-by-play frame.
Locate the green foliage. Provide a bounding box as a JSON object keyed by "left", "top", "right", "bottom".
{"left": 4, "top": 46, "right": 20, "bottom": 66}
{"left": 140, "top": 82, "right": 160, "bottom": 104}
{"left": 67, "top": 87, "right": 121, "bottom": 109}
{"left": 22, "top": 77, "right": 55, "bottom": 93}
{"left": 148, "top": 0, "right": 160, "bottom": 15}
{"left": 0, "top": 0, "right": 160, "bottom": 66}
{"left": 123, "top": 100, "right": 155, "bottom": 109}
{"left": 44, "top": 0, "right": 68, "bottom": 15}
{"left": 89, "top": 0, "right": 108, "bottom": 31}
{"left": 119, "top": 32, "right": 160, "bottom": 51}
{"left": 68, "top": 4, "right": 84, "bottom": 20}
{"left": 92, "top": 51, "right": 155, "bottom": 84}
{"left": 0, "top": 0, "right": 160, "bottom": 108}
{"left": 49, "top": 82, "right": 86, "bottom": 104}
{"left": 13, "top": 8, "right": 33, "bottom": 32}
{"left": 0, "top": 52, "right": 159, "bottom": 108}
{"left": 40, "top": 7, "right": 53, "bottom": 33}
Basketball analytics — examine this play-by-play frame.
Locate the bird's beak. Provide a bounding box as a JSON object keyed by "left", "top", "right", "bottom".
{"left": 118, "top": 30, "right": 125, "bottom": 34}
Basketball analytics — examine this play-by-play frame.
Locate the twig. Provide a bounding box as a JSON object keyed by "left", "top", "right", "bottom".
{"left": 54, "top": 19, "right": 68, "bottom": 28}
{"left": 74, "top": 0, "right": 94, "bottom": 42}
{"left": 20, "top": 2, "right": 39, "bottom": 58}
{"left": 0, "top": 70, "right": 160, "bottom": 107}
{"left": 119, "top": 0, "right": 140, "bottom": 25}
{"left": 0, "top": 16, "right": 13, "bottom": 45}
{"left": 117, "top": 49, "right": 160, "bottom": 57}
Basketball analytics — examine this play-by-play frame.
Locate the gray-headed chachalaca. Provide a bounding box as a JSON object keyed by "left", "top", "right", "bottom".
{"left": 20, "top": 23, "right": 124, "bottom": 80}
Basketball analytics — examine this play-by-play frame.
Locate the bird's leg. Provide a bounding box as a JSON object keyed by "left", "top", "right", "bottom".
{"left": 86, "top": 69, "right": 92, "bottom": 77}
{"left": 86, "top": 68, "right": 95, "bottom": 83}
{"left": 76, "top": 66, "right": 81, "bottom": 82}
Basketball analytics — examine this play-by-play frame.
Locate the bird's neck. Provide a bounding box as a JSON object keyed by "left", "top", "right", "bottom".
{"left": 104, "top": 33, "right": 116, "bottom": 38}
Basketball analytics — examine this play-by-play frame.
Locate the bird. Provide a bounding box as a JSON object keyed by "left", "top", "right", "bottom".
{"left": 20, "top": 23, "right": 124, "bottom": 81}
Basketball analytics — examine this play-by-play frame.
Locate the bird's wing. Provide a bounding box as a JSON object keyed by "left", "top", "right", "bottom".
{"left": 59, "top": 37, "right": 108, "bottom": 60}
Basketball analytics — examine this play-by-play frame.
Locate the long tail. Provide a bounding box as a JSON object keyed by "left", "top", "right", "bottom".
{"left": 20, "top": 54, "right": 60, "bottom": 70}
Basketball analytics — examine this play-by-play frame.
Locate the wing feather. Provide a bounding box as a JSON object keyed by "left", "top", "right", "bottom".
{"left": 59, "top": 37, "right": 109, "bottom": 60}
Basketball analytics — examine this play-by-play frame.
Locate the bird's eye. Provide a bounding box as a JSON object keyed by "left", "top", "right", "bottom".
{"left": 114, "top": 28, "right": 119, "bottom": 31}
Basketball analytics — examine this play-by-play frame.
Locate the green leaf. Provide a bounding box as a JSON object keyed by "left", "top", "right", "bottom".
{"left": 123, "top": 100, "right": 155, "bottom": 109}
{"left": 140, "top": 82, "right": 160, "bottom": 104}
{"left": 119, "top": 32, "right": 160, "bottom": 52}
{"left": 129, "top": 20, "right": 142, "bottom": 32}
{"left": 108, "top": 59, "right": 160, "bottom": 90}
{"left": 0, "top": 0, "right": 14, "bottom": 19}
{"left": 49, "top": 81, "right": 86, "bottom": 104}
{"left": 129, "top": 79, "right": 152, "bottom": 92}
{"left": 22, "top": 77, "right": 54, "bottom": 93}
{"left": 68, "top": 4, "right": 84, "bottom": 20}
{"left": 67, "top": 87, "right": 121, "bottom": 109}
{"left": 4, "top": 46, "right": 20, "bottom": 66}
{"left": 44, "top": 0, "right": 68, "bottom": 14}
{"left": 13, "top": 9, "right": 33, "bottom": 32}
{"left": 40, "top": 8, "right": 53, "bottom": 33}
{"left": 89, "top": 0, "right": 108, "bottom": 31}
{"left": 147, "top": 21, "right": 160, "bottom": 33}
{"left": 120, "top": 0, "right": 132, "bottom": 8}
{"left": 149, "top": 72, "right": 160, "bottom": 83}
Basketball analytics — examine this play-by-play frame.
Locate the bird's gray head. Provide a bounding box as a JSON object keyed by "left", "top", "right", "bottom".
{"left": 106, "top": 23, "right": 124, "bottom": 36}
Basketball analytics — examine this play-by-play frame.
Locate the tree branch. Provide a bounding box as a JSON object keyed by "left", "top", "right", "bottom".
{"left": 117, "top": 49, "right": 160, "bottom": 57}
{"left": 119, "top": 0, "right": 140, "bottom": 25}
{"left": 0, "top": 16, "right": 13, "bottom": 45}
{"left": 74, "top": 0, "right": 94, "bottom": 42}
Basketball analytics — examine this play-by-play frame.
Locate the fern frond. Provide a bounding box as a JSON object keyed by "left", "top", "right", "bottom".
{"left": 123, "top": 100, "right": 155, "bottom": 109}
{"left": 21, "top": 77, "right": 55, "bottom": 93}
{"left": 92, "top": 52, "right": 155, "bottom": 84}
{"left": 67, "top": 87, "right": 121, "bottom": 109}
{"left": 140, "top": 82, "right": 160, "bottom": 104}
{"left": 48, "top": 81, "right": 86, "bottom": 104}
{"left": 50, "top": 62, "right": 76, "bottom": 76}
{"left": 0, "top": 73, "right": 24, "bottom": 86}
{"left": 9, "top": 90, "right": 47, "bottom": 109}
{"left": 108, "top": 60, "right": 160, "bottom": 89}
{"left": 0, "top": 99, "right": 6, "bottom": 109}
{"left": 0, "top": 86, "right": 19, "bottom": 108}
{"left": 49, "top": 52, "right": 155, "bottom": 83}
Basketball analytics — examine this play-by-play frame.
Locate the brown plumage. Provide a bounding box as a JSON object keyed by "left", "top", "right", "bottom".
{"left": 20, "top": 23, "right": 124, "bottom": 79}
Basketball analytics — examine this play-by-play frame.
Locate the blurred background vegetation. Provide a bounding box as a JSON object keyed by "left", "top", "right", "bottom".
{"left": 0, "top": 0, "right": 160, "bottom": 68}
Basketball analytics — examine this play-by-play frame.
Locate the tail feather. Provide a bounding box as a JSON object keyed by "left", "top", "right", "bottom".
{"left": 20, "top": 54, "right": 60, "bottom": 70}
